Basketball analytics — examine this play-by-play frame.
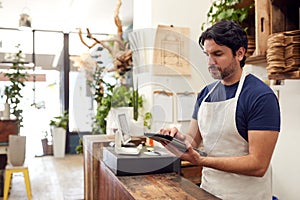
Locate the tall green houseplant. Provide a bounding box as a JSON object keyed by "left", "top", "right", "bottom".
{"left": 91, "top": 74, "right": 115, "bottom": 134}
{"left": 4, "top": 44, "right": 29, "bottom": 131}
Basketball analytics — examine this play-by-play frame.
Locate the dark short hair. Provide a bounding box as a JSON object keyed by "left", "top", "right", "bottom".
{"left": 199, "top": 20, "right": 248, "bottom": 67}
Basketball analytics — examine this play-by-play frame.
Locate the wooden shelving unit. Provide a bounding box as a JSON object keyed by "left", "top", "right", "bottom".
{"left": 268, "top": 70, "right": 300, "bottom": 80}
{"left": 246, "top": 0, "right": 300, "bottom": 80}
{"left": 246, "top": 55, "right": 266, "bottom": 65}
{"left": 266, "top": 0, "right": 300, "bottom": 80}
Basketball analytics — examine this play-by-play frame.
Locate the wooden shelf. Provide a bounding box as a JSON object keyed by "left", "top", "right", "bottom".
{"left": 252, "top": 0, "right": 300, "bottom": 80}
{"left": 246, "top": 55, "right": 266, "bottom": 64}
{"left": 268, "top": 70, "right": 300, "bottom": 80}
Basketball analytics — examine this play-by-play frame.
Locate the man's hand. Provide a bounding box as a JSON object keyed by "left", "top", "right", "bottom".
{"left": 159, "top": 127, "right": 185, "bottom": 140}
{"left": 159, "top": 127, "right": 204, "bottom": 165}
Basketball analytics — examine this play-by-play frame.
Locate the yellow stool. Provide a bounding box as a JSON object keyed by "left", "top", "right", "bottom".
{"left": 3, "top": 165, "right": 32, "bottom": 200}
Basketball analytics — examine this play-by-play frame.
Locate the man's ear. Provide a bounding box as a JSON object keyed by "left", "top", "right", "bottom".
{"left": 236, "top": 47, "right": 246, "bottom": 61}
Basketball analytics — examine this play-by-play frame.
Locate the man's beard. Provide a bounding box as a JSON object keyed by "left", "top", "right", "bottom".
{"left": 208, "top": 59, "right": 237, "bottom": 80}
{"left": 208, "top": 65, "right": 222, "bottom": 79}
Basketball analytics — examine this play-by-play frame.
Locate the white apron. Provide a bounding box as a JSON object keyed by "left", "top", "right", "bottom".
{"left": 198, "top": 71, "right": 272, "bottom": 200}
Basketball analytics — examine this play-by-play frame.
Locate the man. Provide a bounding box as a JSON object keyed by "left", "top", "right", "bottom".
{"left": 160, "top": 20, "right": 280, "bottom": 200}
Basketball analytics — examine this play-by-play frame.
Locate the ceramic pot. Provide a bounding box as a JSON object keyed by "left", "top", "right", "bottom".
{"left": 3, "top": 103, "right": 10, "bottom": 120}
{"left": 8, "top": 135, "right": 26, "bottom": 166}
{"left": 52, "top": 126, "right": 66, "bottom": 158}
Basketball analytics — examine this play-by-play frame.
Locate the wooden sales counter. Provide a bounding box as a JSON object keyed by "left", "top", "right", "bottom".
{"left": 83, "top": 134, "right": 220, "bottom": 200}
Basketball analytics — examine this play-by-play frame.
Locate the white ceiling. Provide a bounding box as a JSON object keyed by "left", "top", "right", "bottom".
{"left": 0, "top": 0, "right": 133, "bottom": 34}
{"left": 0, "top": 0, "right": 133, "bottom": 69}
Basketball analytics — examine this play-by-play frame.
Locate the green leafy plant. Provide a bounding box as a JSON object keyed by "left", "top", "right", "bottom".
{"left": 4, "top": 44, "right": 29, "bottom": 130}
{"left": 92, "top": 84, "right": 144, "bottom": 134}
{"left": 143, "top": 112, "right": 152, "bottom": 130}
{"left": 201, "top": 0, "right": 254, "bottom": 31}
{"left": 75, "top": 138, "right": 83, "bottom": 154}
{"left": 111, "top": 85, "right": 132, "bottom": 107}
{"left": 90, "top": 65, "right": 107, "bottom": 105}
{"left": 83, "top": 58, "right": 115, "bottom": 134}
{"left": 92, "top": 91, "right": 113, "bottom": 134}
{"left": 49, "top": 110, "right": 69, "bottom": 130}
{"left": 111, "top": 85, "right": 143, "bottom": 108}
{"left": 132, "top": 88, "right": 139, "bottom": 121}
{"left": 91, "top": 79, "right": 114, "bottom": 134}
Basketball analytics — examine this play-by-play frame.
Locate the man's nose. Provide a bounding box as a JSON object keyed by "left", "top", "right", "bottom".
{"left": 207, "top": 55, "right": 216, "bottom": 65}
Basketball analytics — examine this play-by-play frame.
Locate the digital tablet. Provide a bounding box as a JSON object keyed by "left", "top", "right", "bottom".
{"left": 144, "top": 133, "right": 207, "bottom": 157}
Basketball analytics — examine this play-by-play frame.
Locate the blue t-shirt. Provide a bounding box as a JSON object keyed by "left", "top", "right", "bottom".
{"left": 192, "top": 74, "right": 281, "bottom": 142}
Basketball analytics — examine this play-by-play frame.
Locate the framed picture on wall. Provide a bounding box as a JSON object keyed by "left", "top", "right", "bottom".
{"left": 153, "top": 25, "right": 191, "bottom": 76}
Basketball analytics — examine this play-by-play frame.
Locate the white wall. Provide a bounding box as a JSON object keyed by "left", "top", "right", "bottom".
{"left": 245, "top": 63, "right": 300, "bottom": 199}
{"left": 132, "top": 0, "right": 213, "bottom": 132}
{"left": 271, "top": 80, "right": 300, "bottom": 199}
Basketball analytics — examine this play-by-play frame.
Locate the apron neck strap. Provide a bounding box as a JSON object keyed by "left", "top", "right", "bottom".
{"left": 235, "top": 70, "right": 247, "bottom": 98}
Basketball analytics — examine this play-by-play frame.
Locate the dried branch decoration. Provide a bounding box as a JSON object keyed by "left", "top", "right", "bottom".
{"left": 78, "top": 0, "right": 132, "bottom": 75}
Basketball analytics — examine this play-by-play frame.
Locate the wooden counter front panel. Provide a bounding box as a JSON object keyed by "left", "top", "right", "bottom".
{"left": 98, "top": 160, "right": 134, "bottom": 200}
{"left": 83, "top": 135, "right": 115, "bottom": 200}
{"left": 83, "top": 135, "right": 146, "bottom": 200}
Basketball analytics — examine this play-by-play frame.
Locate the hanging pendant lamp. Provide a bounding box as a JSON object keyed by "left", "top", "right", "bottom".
{"left": 19, "top": 7, "right": 32, "bottom": 29}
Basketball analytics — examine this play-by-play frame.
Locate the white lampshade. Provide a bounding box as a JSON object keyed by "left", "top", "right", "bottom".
{"left": 19, "top": 7, "right": 32, "bottom": 29}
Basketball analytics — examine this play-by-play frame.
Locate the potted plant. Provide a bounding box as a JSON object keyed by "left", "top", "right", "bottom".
{"left": 201, "top": 0, "right": 254, "bottom": 31}
{"left": 201, "top": 0, "right": 255, "bottom": 56}
{"left": 106, "top": 84, "right": 144, "bottom": 134}
{"left": 3, "top": 44, "right": 29, "bottom": 132}
{"left": 49, "top": 110, "right": 68, "bottom": 158}
{"left": 39, "top": 130, "right": 54, "bottom": 156}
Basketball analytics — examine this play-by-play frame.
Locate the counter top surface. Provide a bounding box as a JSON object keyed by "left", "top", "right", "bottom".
{"left": 118, "top": 172, "right": 220, "bottom": 200}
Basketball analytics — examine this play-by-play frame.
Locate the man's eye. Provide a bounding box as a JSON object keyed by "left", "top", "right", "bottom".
{"left": 214, "top": 53, "right": 222, "bottom": 57}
